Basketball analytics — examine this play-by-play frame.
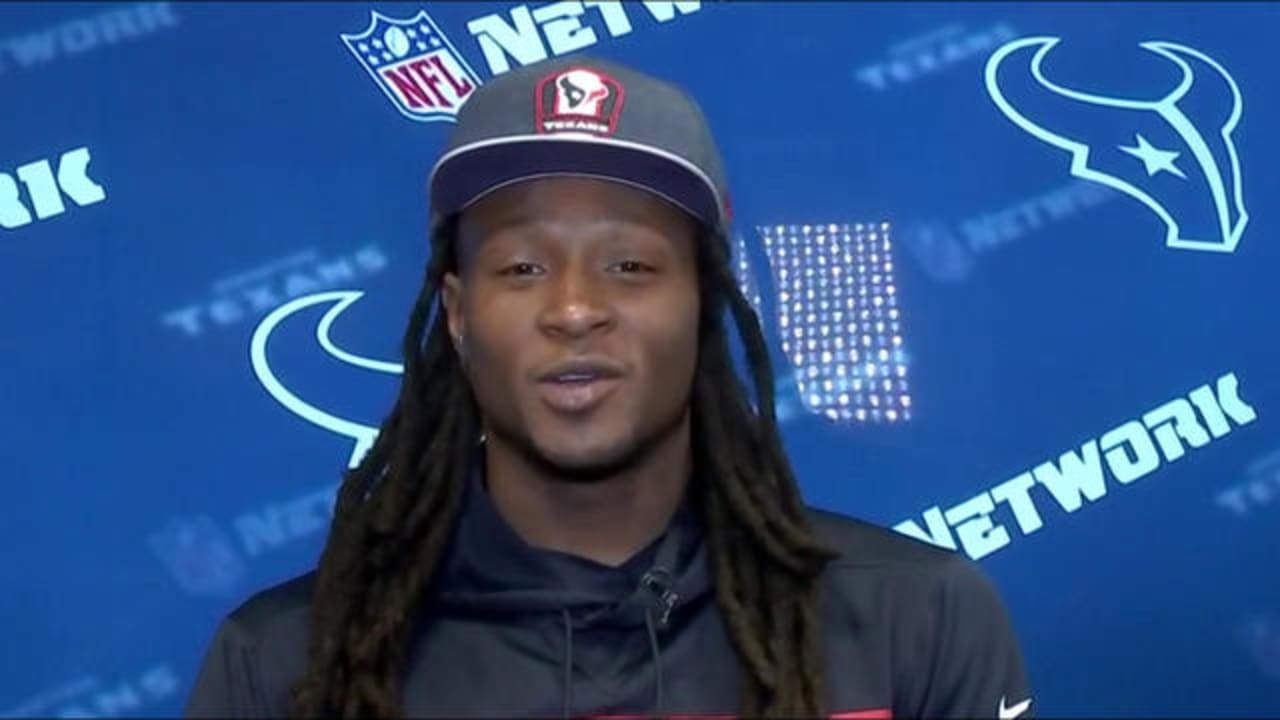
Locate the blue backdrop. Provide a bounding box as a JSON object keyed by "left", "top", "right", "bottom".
{"left": 2, "top": 2, "right": 1277, "bottom": 717}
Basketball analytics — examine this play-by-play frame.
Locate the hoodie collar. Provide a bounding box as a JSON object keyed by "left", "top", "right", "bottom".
{"left": 432, "top": 445, "right": 711, "bottom": 629}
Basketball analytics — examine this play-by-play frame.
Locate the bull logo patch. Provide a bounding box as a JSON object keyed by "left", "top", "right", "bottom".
{"left": 536, "top": 67, "right": 625, "bottom": 136}
{"left": 985, "top": 37, "right": 1247, "bottom": 253}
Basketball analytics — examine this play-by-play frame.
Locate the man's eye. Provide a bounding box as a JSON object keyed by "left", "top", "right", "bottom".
{"left": 613, "top": 260, "right": 654, "bottom": 273}
{"left": 500, "top": 262, "right": 542, "bottom": 276}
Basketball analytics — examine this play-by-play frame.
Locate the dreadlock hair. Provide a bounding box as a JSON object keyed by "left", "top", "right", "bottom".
{"left": 289, "top": 212, "right": 839, "bottom": 719}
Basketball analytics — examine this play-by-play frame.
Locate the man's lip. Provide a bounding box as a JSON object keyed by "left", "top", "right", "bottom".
{"left": 537, "top": 376, "right": 621, "bottom": 414}
{"left": 536, "top": 357, "right": 626, "bottom": 383}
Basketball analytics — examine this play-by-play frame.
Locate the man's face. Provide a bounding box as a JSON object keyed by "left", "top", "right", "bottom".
{"left": 441, "top": 176, "right": 702, "bottom": 480}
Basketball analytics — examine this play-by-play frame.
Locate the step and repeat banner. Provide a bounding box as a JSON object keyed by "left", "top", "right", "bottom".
{"left": 2, "top": 2, "right": 1277, "bottom": 717}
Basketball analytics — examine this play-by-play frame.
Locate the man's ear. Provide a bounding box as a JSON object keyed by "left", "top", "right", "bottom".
{"left": 441, "top": 271, "right": 465, "bottom": 355}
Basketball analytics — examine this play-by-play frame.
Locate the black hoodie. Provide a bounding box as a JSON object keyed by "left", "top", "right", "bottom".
{"left": 185, "top": 456, "right": 1033, "bottom": 719}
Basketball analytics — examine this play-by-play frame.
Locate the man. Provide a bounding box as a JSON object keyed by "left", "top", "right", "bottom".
{"left": 186, "top": 55, "right": 1033, "bottom": 719}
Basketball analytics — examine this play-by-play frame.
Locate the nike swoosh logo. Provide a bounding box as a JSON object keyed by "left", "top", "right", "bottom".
{"left": 999, "top": 695, "right": 1032, "bottom": 719}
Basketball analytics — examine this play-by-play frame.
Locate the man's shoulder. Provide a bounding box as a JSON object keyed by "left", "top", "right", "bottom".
{"left": 224, "top": 570, "right": 317, "bottom": 642}
{"left": 186, "top": 572, "right": 315, "bottom": 716}
{"left": 803, "top": 509, "right": 1031, "bottom": 716}
{"left": 804, "top": 505, "right": 1011, "bottom": 621}
{"left": 803, "top": 506, "right": 997, "bottom": 596}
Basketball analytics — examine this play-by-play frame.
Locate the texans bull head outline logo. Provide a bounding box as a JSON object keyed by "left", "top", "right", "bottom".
{"left": 985, "top": 37, "right": 1247, "bottom": 253}
{"left": 250, "top": 291, "right": 400, "bottom": 468}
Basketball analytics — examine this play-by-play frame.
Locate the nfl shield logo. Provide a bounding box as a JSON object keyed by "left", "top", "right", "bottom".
{"left": 148, "top": 515, "right": 246, "bottom": 597}
{"left": 340, "top": 10, "right": 483, "bottom": 123}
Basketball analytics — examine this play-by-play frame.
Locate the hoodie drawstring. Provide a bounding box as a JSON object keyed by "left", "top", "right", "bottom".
{"left": 644, "top": 608, "right": 665, "bottom": 717}
{"left": 561, "top": 608, "right": 574, "bottom": 719}
{"left": 560, "top": 606, "right": 667, "bottom": 718}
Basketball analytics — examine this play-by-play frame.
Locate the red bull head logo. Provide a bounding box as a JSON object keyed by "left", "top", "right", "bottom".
{"left": 536, "top": 66, "right": 625, "bottom": 135}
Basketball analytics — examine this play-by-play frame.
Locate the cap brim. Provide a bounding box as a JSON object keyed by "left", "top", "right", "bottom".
{"left": 428, "top": 135, "right": 723, "bottom": 228}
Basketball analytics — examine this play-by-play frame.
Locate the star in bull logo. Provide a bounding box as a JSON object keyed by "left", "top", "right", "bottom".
{"left": 985, "top": 37, "right": 1247, "bottom": 253}
{"left": 340, "top": 10, "right": 483, "bottom": 123}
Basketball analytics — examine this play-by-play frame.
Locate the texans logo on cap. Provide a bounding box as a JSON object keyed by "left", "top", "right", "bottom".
{"left": 535, "top": 67, "right": 625, "bottom": 136}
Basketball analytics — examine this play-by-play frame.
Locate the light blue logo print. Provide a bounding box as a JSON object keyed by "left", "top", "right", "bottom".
{"left": 250, "top": 291, "right": 400, "bottom": 468}
{"left": 985, "top": 37, "right": 1247, "bottom": 253}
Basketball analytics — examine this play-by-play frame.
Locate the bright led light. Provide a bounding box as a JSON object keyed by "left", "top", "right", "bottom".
{"left": 754, "top": 220, "right": 911, "bottom": 425}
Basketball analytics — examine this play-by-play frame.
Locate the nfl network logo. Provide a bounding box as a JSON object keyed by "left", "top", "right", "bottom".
{"left": 147, "top": 515, "right": 246, "bottom": 597}
{"left": 340, "top": 10, "right": 483, "bottom": 122}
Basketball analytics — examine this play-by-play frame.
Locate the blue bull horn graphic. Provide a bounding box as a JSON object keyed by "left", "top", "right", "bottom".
{"left": 250, "top": 291, "right": 402, "bottom": 468}
{"left": 985, "top": 36, "right": 1247, "bottom": 253}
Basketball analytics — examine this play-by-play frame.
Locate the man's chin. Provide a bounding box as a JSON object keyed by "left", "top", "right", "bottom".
{"left": 526, "top": 434, "right": 642, "bottom": 483}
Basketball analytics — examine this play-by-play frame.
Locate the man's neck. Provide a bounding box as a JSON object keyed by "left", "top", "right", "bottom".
{"left": 482, "top": 412, "right": 693, "bottom": 567}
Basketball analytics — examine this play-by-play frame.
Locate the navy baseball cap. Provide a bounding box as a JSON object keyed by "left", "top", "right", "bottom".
{"left": 427, "top": 55, "right": 730, "bottom": 233}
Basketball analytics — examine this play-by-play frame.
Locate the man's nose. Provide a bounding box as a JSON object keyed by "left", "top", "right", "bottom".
{"left": 537, "top": 264, "right": 613, "bottom": 339}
